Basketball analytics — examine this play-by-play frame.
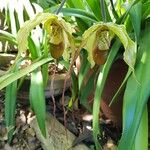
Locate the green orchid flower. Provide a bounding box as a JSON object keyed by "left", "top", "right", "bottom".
{"left": 17, "top": 12, "right": 75, "bottom": 61}
{"left": 82, "top": 22, "right": 136, "bottom": 70}
{"left": 44, "top": 15, "right": 75, "bottom": 60}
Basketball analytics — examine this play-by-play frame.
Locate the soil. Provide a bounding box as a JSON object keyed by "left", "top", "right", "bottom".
{"left": 0, "top": 87, "right": 121, "bottom": 150}
{"left": 0, "top": 61, "right": 149, "bottom": 150}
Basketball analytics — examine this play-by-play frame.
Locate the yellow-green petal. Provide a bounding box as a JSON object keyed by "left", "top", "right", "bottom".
{"left": 82, "top": 22, "right": 136, "bottom": 70}
{"left": 17, "top": 12, "right": 54, "bottom": 53}
{"left": 44, "top": 15, "right": 75, "bottom": 61}
{"left": 84, "top": 31, "right": 97, "bottom": 67}
{"left": 107, "top": 23, "right": 136, "bottom": 70}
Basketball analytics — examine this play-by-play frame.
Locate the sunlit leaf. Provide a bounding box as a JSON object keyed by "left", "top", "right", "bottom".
{"left": 0, "top": 57, "right": 52, "bottom": 90}
{"left": 85, "top": 0, "right": 102, "bottom": 20}
{"left": 118, "top": 24, "right": 150, "bottom": 150}
{"left": 0, "top": 30, "right": 17, "bottom": 45}
{"left": 142, "top": 1, "right": 150, "bottom": 20}
{"left": 135, "top": 107, "right": 148, "bottom": 150}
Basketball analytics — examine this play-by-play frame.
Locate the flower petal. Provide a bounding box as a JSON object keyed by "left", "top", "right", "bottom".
{"left": 82, "top": 22, "right": 136, "bottom": 70}
{"left": 17, "top": 12, "right": 54, "bottom": 53}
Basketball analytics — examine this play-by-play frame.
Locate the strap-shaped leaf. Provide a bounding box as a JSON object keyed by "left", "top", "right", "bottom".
{"left": 0, "top": 30, "right": 17, "bottom": 45}
{"left": 5, "top": 80, "right": 17, "bottom": 143}
{"left": 93, "top": 40, "right": 121, "bottom": 150}
{"left": 129, "top": 2, "right": 142, "bottom": 42}
{"left": 60, "top": 8, "right": 98, "bottom": 22}
{"left": 30, "top": 69, "right": 46, "bottom": 137}
{"left": 4, "top": 65, "right": 19, "bottom": 143}
{"left": 0, "top": 57, "right": 52, "bottom": 90}
{"left": 118, "top": 25, "right": 150, "bottom": 150}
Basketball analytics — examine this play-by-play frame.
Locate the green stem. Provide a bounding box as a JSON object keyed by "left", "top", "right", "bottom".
{"left": 110, "top": 0, "right": 119, "bottom": 19}
{"left": 100, "top": 0, "right": 106, "bottom": 22}
{"left": 55, "top": 0, "right": 67, "bottom": 15}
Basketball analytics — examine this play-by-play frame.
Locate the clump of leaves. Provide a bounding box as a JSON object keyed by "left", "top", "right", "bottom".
{"left": 1, "top": 9, "right": 138, "bottom": 149}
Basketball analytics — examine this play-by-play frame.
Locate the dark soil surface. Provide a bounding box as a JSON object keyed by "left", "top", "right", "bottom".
{"left": 0, "top": 88, "right": 121, "bottom": 150}
{"left": 0, "top": 62, "right": 148, "bottom": 150}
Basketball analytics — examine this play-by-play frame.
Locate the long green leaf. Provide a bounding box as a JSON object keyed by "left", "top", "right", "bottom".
{"left": 142, "top": 1, "right": 150, "bottom": 20}
{"left": 61, "top": 8, "right": 98, "bottom": 22}
{"left": 86, "top": 0, "right": 111, "bottom": 21}
{"left": 65, "top": 1, "right": 94, "bottom": 31}
{"left": 67, "top": 0, "right": 85, "bottom": 9}
{"left": 0, "top": 36, "right": 17, "bottom": 46}
{"left": 28, "top": 37, "right": 39, "bottom": 60}
{"left": 135, "top": 106, "right": 148, "bottom": 150}
{"left": 93, "top": 40, "right": 121, "bottom": 149}
{"left": 0, "top": 57, "right": 52, "bottom": 90}
{"left": 79, "top": 68, "right": 97, "bottom": 111}
{"left": 129, "top": 2, "right": 142, "bottom": 42}
{"left": 5, "top": 81, "right": 17, "bottom": 143}
{"left": 0, "top": 30, "right": 16, "bottom": 39}
{"left": 22, "top": 0, "right": 35, "bottom": 19}
{"left": 109, "top": 0, "right": 119, "bottom": 20}
{"left": 0, "top": 30, "right": 17, "bottom": 45}
{"left": 118, "top": 24, "right": 150, "bottom": 150}
{"left": 30, "top": 69, "right": 46, "bottom": 137}
{"left": 116, "top": 0, "right": 141, "bottom": 24}
{"left": 41, "top": 32, "right": 50, "bottom": 88}
{"left": 85, "top": 0, "right": 102, "bottom": 20}
{"left": 5, "top": 83, "right": 17, "bottom": 142}
{"left": 4, "top": 62, "right": 18, "bottom": 143}
{"left": 78, "top": 50, "right": 91, "bottom": 90}
{"left": 109, "top": 69, "right": 131, "bottom": 106}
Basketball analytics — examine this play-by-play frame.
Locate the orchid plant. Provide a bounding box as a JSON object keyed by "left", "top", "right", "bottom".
{"left": 0, "top": 0, "right": 149, "bottom": 150}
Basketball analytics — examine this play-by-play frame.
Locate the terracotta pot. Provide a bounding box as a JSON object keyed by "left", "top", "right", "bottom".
{"left": 76, "top": 58, "right": 128, "bottom": 127}
{"left": 101, "top": 59, "right": 128, "bottom": 126}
